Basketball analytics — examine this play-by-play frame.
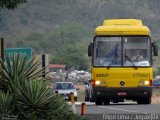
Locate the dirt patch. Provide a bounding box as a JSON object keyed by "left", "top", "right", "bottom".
{"left": 152, "top": 94, "right": 160, "bottom": 104}
{"left": 152, "top": 88, "right": 160, "bottom": 104}
{"left": 75, "top": 84, "right": 85, "bottom": 91}
{"left": 75, "top": 84, "right": 85, "bottom": 102}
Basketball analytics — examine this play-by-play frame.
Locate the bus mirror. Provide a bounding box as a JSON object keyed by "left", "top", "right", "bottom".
{"left": 152, "top": 43, "right": 158, "bottom": 56}
{"left": 88, "top": 42, "right": 93, "bottom": 56}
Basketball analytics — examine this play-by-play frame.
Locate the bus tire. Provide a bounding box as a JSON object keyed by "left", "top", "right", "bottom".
{"left": 103, "top": 99, "right": 110, "bottom": 105}
{"left": 144, "top": 97, "right": 151, "bottom": 104}
{"left": 95, "top": 98, "right": 102, "bottom": 105}
{"left": 137, "top": 97, "right": 151, "bottom": 104}
{"left": 137, "top": 99, "right": 143, "bottom": 104}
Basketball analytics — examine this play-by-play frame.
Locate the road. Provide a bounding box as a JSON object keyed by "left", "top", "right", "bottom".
{"left": 71, "top": 101, "right": 160, "bottom": 120}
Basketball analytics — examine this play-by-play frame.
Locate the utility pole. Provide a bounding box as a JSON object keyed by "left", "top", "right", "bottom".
{"left": 61, "top": 31, "right": 64, "bottom": 44}
{"left": 1, "top": 38, "right": 4, "bottom": 61}
{"left": 42, "top": 54, "right": 46, "bottom": 78}
{"left": 0, "top": 38, "right": 4, "bottom": 91}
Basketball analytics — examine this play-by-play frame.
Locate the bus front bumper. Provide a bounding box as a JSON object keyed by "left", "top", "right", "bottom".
{"left": 93, "top": 86, "right": 152, "bottom": 99}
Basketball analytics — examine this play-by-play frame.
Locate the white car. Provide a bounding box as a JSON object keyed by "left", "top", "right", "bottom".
{"left": 54, "top": 82, "right": 78, "bottom": 101}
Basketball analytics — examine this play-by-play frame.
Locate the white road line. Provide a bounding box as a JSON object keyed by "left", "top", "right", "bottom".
{"left": 99, "top": 106, "right": 148, "bottom": 114}
{"left": 111, "top": 101, "right": 137, "bottom": 105}
{"left": 68, "top": 102, "right": 95, "bottom": 106}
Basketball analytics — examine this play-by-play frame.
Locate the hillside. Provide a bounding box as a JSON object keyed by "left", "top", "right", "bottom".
{"left": 0, "top": 0, "right": 160, "bottom": 70}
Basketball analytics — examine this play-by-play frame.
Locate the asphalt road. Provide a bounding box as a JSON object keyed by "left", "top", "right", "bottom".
{"left": 73, "top": 101, "right": 160, "bottom": 120}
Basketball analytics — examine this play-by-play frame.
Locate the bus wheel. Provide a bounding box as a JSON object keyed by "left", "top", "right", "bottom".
{"left": 137, "top": 97, "right": 151, "bottom": 104}
{"left": 103, "top": 99, "right": 110, "bottom": 105}
{"left": 144, "top": 97, "right": 151, "bottom": 104}
{"left": 137, "top": 99, "right": 143, "bottom": 104}
{"left": 112, "top": 99, "right": 118, "bottom": 103}
{"left": 95, "top": 98, "right": 102, "bottom": 105}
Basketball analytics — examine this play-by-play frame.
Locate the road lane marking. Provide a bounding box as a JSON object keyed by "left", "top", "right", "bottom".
{"left": 68, "top": 102, "right": 95, "bottom": 106}
{"left": 111, "top": 101, "right": 137, "bottom": 105}
{"left": 99, "top": 106, "right": 148, "bottom": 114}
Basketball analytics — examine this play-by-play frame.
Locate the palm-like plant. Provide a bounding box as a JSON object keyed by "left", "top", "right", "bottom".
{"left": 11, "top": 79, "right": 70, "bottom": 119}
{"left": 0, "top": 91, "right": 15, "bottom": 115}
{"left": 0, "top": 54, "right": 46, "bottom": 91}
{"left": 0, "top": 54, "right": 86, "bottom": 120}
{"left": 12, "top": 79, "right": 54, "bottom": 112}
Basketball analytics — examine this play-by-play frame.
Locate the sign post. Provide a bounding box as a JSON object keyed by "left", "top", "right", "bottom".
{"left": 1, "top": 38, "right": 4, "bottom": 61}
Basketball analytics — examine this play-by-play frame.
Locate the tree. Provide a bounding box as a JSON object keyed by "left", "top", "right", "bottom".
{"left": 52, "top": 44, "right": 89, "bottom": 70}
{"left": 0, "top": 0, "right": 26, "bottom": 10}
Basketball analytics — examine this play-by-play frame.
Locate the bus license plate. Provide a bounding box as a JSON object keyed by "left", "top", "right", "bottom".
{"left": 117, "top": 92, "right": 127, "bottom": 96}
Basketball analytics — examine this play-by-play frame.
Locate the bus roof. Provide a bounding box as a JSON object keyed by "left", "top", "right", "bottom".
{"left": 95, "top": 19, "right": 150, "bottom": 36}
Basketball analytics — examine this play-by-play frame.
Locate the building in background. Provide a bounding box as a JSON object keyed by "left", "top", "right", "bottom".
{"left": 49, "top": 64, "right": 66, "bottom": 73}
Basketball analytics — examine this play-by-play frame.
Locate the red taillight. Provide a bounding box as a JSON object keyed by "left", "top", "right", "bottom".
{"left": 92, "top": 80, "right": 95, "bottom": 86}
{"left": 150, "top": 80, "right": 153, "bottom": 86}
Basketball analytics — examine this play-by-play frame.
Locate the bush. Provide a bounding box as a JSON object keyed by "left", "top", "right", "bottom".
{"left": 0, "top": 91, "right": 15, "bottom": 115}
{"left": 0, "top": 54, "right": 86, "bottom": 120}
{"left": 0, "top": 54, "right": 45, "bottom": 92}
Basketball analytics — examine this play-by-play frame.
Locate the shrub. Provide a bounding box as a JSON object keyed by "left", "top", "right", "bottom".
{"left": 0, "top": 91, "right": 15, "bottom": 116}
{"left": 0, "top": 54, "right": 87, "bottom": 120}
{"left": 0, "top": 54, "right": 45, "bottom": 92}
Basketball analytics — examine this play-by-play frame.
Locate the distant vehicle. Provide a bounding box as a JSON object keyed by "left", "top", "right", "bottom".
{"left": 84, "top": 80, "right": 93, "bottom": 102}
{"left": 53, "top": 82, "right": 78, "bottom": 101}
{"left": 153, "top": 80, "right": 160, "bottom": 87}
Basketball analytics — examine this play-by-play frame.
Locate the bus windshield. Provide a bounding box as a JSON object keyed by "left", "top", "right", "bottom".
{"left": 93, "top": 36, "right": 151, "bottom": 67}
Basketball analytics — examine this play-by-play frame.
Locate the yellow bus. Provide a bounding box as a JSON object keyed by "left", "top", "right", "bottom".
{"left": 87, "top": 19, "right": 158, "bottom": 105}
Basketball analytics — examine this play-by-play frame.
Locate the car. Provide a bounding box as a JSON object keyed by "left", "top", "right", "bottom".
{"left": 84, "top": 80, "right": 94, "bottom": 102}
{"left": 153, "top": 80, "right": 160, "bottom": 88}
{"left": 53, "top": 82, "right": 78, "bottom": 101}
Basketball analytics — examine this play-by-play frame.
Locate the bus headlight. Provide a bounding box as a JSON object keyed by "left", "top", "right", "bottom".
{"left": 144, "top": 81, "right": 149, "bottom": 85}
{"left": 95, "top": 81, "right": 100, "bottom": 85}
{"left": 95, "top": 80, "right": 106, "bottom": 85}
{"left": 139, "top": 80, "right": 149, "bottom": 86}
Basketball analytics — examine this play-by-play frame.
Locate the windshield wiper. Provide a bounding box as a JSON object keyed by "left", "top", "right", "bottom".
{"left": 125, "top": 55, "right": 137, "bottom": 69}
